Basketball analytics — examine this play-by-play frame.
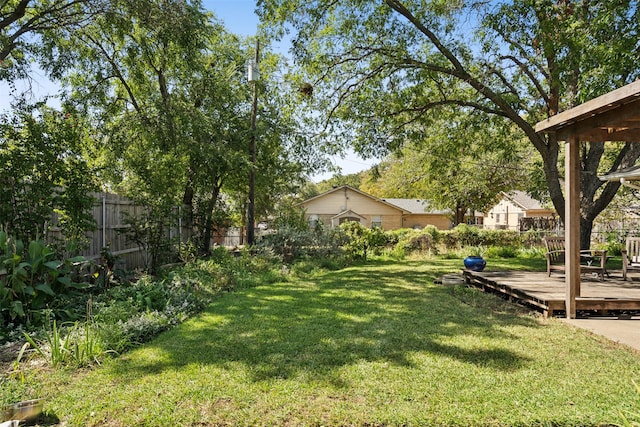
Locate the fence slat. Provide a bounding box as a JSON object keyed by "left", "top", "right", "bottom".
{"left": 44, "top": 192, "right": 188, "bottom": 271}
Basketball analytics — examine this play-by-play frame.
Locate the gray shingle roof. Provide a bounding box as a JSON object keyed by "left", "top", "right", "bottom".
{"left": 382, "top": 198, "right": 451, "bottom": 215}
{"left": 503, "top": 191, "right": 546, "bottom": 210}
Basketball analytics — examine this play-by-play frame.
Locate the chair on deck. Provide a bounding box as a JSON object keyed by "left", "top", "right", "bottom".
{"left": 543, "top": 236, "right": 607, "bottom": 281}
{"left": 622, "top": 237, "right": 640, "bottom": 280}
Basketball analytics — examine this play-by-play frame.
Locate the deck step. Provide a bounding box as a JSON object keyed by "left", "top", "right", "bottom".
{"left": 462, "top": 270, "right": 640, "bottom": 317}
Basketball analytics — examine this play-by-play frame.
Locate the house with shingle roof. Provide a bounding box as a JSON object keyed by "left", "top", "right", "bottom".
{"left": 298, "top": 185, "right": 453, "bottom": 230}
{"left": 484, "top": 191, "right": 556, "bottom": 231}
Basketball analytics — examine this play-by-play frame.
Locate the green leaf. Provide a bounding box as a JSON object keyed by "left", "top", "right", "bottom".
{"left": 14, "top": 240, "right": 23, "bottom": 255}
{"left": 28, "top": 240, "right": 42, "bottom": 259}
{"left": 66, "top": 281, "right": 90, "bottom": 289}
{"left": 10, "top": 275, "right": 26, "bottom": 292}
{"left": 35, "top": 283, "right": 55, "bottom": 296}
{"left": 45, "top": 260, "right": 63, "bottom": 270}
{"left": 56, "top": 276, "right": 72, "bottom": 287}
{"left": 12, "top": 300, "right": 24, "bottom": 317}
{"left": 67, "top": 256, "right": 87, "bottom": 264}
{"left": 12, "top": 266, "right": 28, "bottom": 281}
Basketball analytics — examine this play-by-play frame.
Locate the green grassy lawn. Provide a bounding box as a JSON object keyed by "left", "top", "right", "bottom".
{"left": 15, "top": 257, "right": 640, "bottom": 426}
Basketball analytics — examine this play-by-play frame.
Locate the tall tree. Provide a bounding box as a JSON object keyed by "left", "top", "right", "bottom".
{"left": 0, "top": 0, "right": 103, "bottom": 81}
{"left": 258, "top": 0, "right": 640, "bottom": 248}
{"left": 361, "top": 110, "right": 537, "bottom": 224}
{"left": 54, "top": 0, "right": 314, "bottom": 256}
{"left": 53, "top": 0, "right": 243, "bottom": 262}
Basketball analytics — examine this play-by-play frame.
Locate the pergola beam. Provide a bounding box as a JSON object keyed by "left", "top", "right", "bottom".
{"left": 553, "top": 100, "right": 640, "bottom": 141}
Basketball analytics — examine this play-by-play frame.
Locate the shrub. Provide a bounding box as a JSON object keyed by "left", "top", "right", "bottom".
{"left": 407, "top": 233, "right": 437, "bottom": 254}
{"left": 255, "top": 225, "right": 344, "bottom": 262}
{"left": 598, "top": 231, "right": 625, "bottom": 256}
{"left": 0, "top": 231, "right": 89, "bottom": 326}
{"left": 388, "top": 227, "right": 443, "bottom": 257}
{"left": 339, "top": 222, "right": 389, "bottom": 261}
{"left": 478, "top": 229, "right": 523, "bottom": 247}
{"left": 517, "top": 246, "right": 547, "bottom": 258}
{"left": 450, "top": 224, "right": 482, "bottom": 247}
{"left": 485, "top": 245, "right": 518, "bottom": 258}
{"left": 605, "top": 241, "right": 624, "bottom": 257}
{"left": 121, "top": 206, "right": 179, "bottom": 274}
{"left": 24, "top": 318, "right": 109, "bottom": 368}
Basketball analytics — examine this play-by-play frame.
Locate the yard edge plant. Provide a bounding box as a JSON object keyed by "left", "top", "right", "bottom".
{"left": 0, "top": 231, "right": 90, "bottom": 326}
{"left": 23, "top": 317, "right": 109, "bottom": 368}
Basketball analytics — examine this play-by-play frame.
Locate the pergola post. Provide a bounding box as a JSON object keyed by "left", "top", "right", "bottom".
{"left": 565, "top": 135, "right": 581, "bottom": 319}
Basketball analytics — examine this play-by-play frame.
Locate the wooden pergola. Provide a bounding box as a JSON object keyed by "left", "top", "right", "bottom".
{"left": 535, "top": 79, "right": 640, "bottom": 318}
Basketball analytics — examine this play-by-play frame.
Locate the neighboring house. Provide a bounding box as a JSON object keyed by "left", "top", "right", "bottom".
{"left": 484, "top": 191, "right": 556, "bottom": 231}
{"left": 298, "top": 185, "right": 452, "bottom": 230}
{"left": 380, "top": 198, "right": 452, "bottom": 230}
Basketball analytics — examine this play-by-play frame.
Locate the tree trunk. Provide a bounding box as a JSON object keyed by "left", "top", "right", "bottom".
{"left": 181, "top": 183, "right": 194, "bottom": 245}
{"left": 454, "top": 203, "right": 466, "bottom": 225}
{"left": 201, "top": 181, "right": 222, "bottom": 254}
{"left": 580, "top": 217, "right": 594, "bottom": 252}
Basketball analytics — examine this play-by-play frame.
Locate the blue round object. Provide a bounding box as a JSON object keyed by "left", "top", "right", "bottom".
{"left": 464, "top": 256, "right": 486, "bottom": 272}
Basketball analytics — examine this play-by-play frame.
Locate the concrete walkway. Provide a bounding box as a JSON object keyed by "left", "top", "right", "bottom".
{"left": 562, "top": 317, "right": 640, "bottom": 352}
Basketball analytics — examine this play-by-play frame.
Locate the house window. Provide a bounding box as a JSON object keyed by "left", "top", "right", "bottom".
{"left": 495, "top": 214, "right": 500, "bottom": 223}
{"left": 371, "top": 216, "right": 383, "bottom": 228}
{"left": 308, "top": 214, "right": 319, "bottom": 229}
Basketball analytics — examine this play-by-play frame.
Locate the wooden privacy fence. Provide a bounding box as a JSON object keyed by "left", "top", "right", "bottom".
{"left": 47, "top": 192, "right": 190, "bottom": 271}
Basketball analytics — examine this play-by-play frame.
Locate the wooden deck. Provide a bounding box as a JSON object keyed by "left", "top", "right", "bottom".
{"left": 463, "top": 270, "right": 640, "bottom": 317}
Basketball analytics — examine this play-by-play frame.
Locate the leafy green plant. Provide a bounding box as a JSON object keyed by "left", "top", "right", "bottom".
{"left": 0, "top": 106, "right": 98, "bottom": 245}
{"left": 121, "top": 207, "right": 178, "bottom": 274}
{"left": 178, "top": 238, "right": 199, "bottom": 264}
{"left": 516, "top": 245, "right": 547, "bottom": 258}
{"left": 450, "top": 223, "right": 482, "bottom": 247}
{"left": 23, "top": 318, "right": 108, "bottom": 368}
{"left": 485, "top": 245, "right": 518, "bottom": 258}
{"left": 340, "top": 221, "right": 374, "bottom": 261}
{"left": 256, "top": 225, "right": 344, "bottom": 263}
{"left": 465, "top": 245, "right": 486, "bottom": 257}
{"left": 0, "top": 231, "right": 89, "bottom": 325}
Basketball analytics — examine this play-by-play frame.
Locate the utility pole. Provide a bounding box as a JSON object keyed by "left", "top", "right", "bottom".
{"left": 247, "top": 39, "right": 259, "bottom": 246}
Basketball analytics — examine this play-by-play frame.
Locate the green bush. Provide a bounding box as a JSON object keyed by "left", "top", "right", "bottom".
{"left": 598, "top": 231, "right": 625, "bottom": 256}
{"left": 256, "top": 225, "right": 344, "bottom": 262}
{"left": 386, "top": 228, "right": 435, "bottom": 258}
{"left": 0, "top": 231, "right": 89, "bottom": 326}
{"left": 339, "top": 222, "right": 390, "bottom": 261}
{"left": 605, "top": 241, "right": 624, "bottom": 257}
{"left": 516, "top": 246, "right": 547, "bottom": 258}
{"left": 450, "top": 224, "right": 482, "bottom": 247}
{"left": 384, "top": 226, "right": 540, "bottom": 258}
{"left": 485, "top": 245, "right": 518, "bottom": 258}
{"left": 439, "top": 225, "right": 525, "bottom": 251}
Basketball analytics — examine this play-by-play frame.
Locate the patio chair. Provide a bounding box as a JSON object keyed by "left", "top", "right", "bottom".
{"left": 543, "top": 236, "right": 607, "bottom": 281}
{"left": 622, "top": 237, "right": 640, "bottom": 280}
